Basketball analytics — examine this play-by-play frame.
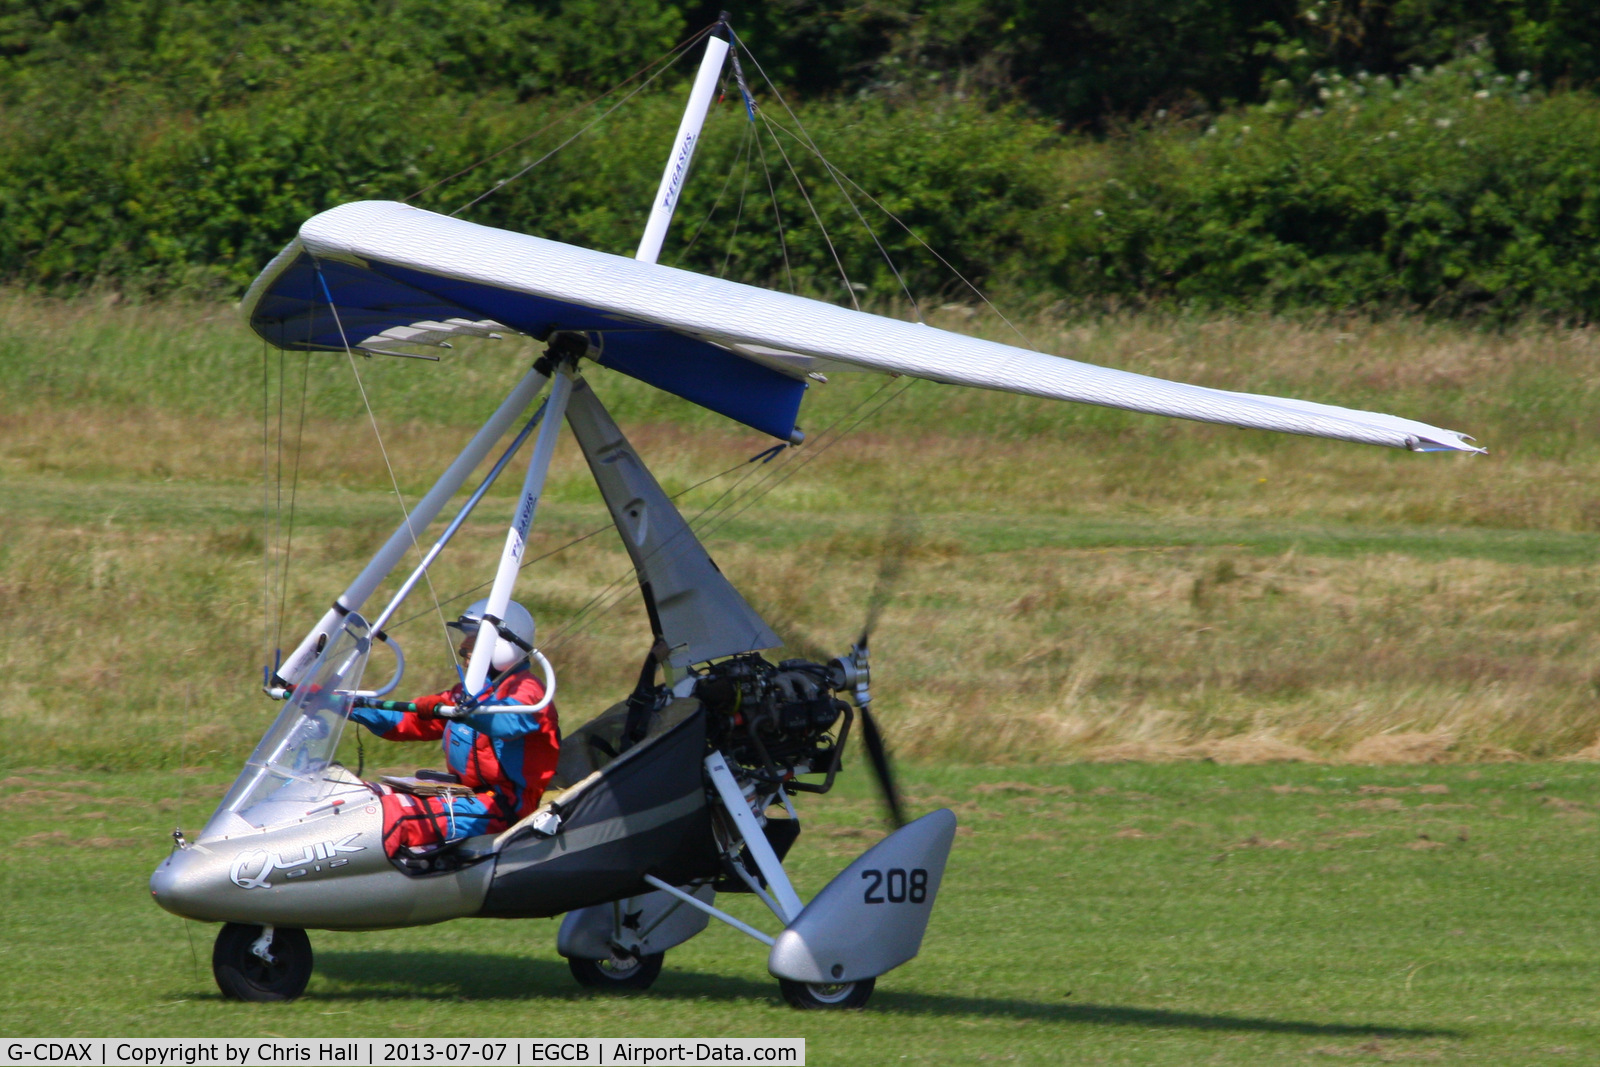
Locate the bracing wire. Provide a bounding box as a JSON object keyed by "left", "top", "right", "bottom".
{"left": 273, "top": 349, "right": 312, "bottom": 657}
{"left": 755, "top": 112, "right": 859, "bottom": 310}
{"left": 751, "top": 124, "right": 796, "bottom": 293}
{"left": 752, "top": 111, "right": 1036, "bottom": 348}
{"left": 532, "top": 382, "right": 914, "bottom": 651}
{"left": 260, "top": 341, "right": 274, "bottom": 674}
{"left": 407, "top": 25, "right": 713, "bottom": 208}
{"left": 737, "top": 38, "right": 923, "bottom": 322}
{"left": 272, "top": 345, "right": 287, "bottom": 644}
{"left": 449, "top": 28, "right": 707, "bottom": 217}
{"left": 314, "top": 264, "right": 459, "bottom": 657}
{"left": 717, "top": 128, "right": 757, "bottom": 278}
{"left": 669, "top": 119, "right": 753, "bottom": 267}
{"left": 539, "top": 373, "right": 917, "bottom": 656}
{"left": 384, "top": 435, "right": 783, "bottom": 634}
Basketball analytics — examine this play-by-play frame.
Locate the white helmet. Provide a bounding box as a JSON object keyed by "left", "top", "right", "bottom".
{"left": 450, "top": 599, "right": 536, "bottom": 672}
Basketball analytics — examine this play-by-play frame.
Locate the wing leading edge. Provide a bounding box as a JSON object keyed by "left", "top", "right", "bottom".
{"left": 242, "top": 200, "right": 1480, "bottom": 453}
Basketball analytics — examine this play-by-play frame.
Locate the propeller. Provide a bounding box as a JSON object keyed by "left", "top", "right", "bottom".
{"left": 752, "top": 517, "right": 918, "bottom": 828}
{"left": 830, "top": 516, "right": 919, "bottom": 829}
{"left": 834, "top": 633, "right": 905, "bottom": 828}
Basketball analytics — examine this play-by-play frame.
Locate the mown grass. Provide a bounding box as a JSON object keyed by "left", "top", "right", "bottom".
{"left": 4, "top": 294, "right": 1600, "bottom": 767}
{"left": 6, "top": 297, "right": 1600, "bottom": 1059}
{"left": 5, "top": 761, "right": 1599, "bottom": 1064}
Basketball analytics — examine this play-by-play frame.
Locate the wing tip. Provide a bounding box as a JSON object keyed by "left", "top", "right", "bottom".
{"left": 1407, "top": 433, "right": 1486, "bottom": 455}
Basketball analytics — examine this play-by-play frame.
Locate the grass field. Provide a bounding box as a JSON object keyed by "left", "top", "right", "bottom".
{"left": 4, "top": 295, "right": 1600, "bottom": 1060}
{"left": 4, "top": 294, "right": 1600, "bottom": 767}
{"left": 6, "top": 761, "right": 1600, "bottom": 1064}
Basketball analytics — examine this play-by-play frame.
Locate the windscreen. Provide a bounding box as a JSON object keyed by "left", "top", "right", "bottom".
{"left": 203, "top": 613, "right": 372, "bottom": 836}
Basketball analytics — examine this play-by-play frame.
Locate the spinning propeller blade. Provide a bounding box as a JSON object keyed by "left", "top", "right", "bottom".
{"left": 848, "top": 517, "right": 917, "bottom": 828}
{"left": 857, "top": 697, "right": 906, "bottom": 829}
{"left": 748, "top": 519, "right": 918, "bottom": 828}
{"left": 859, "top": 516, "right": 918, "bottom": 647}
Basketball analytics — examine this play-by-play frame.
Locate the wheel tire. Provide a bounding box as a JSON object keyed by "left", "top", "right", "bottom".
{"left": 567, "top": 950, "right": 664, "bottom": 991}
{"left": 212, "top": 923, "right": 313, "bottom": 1002}
{"left": 777, "top": 976, "right": 875, "bottom": 1010}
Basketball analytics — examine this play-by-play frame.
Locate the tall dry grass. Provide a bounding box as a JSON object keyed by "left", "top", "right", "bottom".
{"left": 3, "top": 293, "right": 1599, "bottom": 768}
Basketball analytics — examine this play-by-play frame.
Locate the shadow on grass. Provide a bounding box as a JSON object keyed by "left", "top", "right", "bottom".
{"left": 312, "top": 950, "right": 1457, "bottom": 1039}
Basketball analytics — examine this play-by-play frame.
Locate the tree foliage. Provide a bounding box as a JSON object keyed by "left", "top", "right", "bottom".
{"left": 7, "top": 0, "right": 1600, "bottom": 315}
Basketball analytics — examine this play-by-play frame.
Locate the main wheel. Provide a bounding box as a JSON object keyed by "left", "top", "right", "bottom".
{"left": 212, "top": 923, "right": 313, "bottom": 1002}
{"left": 777, "top": 976, "right": 875, "bottom": 1010}
{"left": 567, "top": 949, "right": 664, "bottom": 991}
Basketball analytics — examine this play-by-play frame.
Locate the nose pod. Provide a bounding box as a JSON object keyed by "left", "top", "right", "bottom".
{"left": 150, "top": 804, "right": 493, "bottom": 930}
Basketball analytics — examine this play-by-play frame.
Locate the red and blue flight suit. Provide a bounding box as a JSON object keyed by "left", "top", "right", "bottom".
{"left": 350, "top": 666, "right": 559, "bottom": 856}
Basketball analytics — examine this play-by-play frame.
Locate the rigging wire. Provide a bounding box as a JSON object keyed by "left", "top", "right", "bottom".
{"left": 540, "top": 437, "right": 803, "bottom": 650}
{"left": 716, "top": 126, "right": 757, "bottom": 279}
{"left": 753, "top": 110, "right": 859, "bottom": 310}
{"left": 750, "top": 120, "right": 796, "bottom": 294}
{"left": 272, "top": 346, "right": 287, "bottom": 652}
{"left": 697, "top": 381, "right": 916, "bottom": 548}
{"left": 314, "top": 264, "right": 459, "bottom": 660}
{"left": 260, "top": 341, "right": 274, "bottom": 674}
{"left": 272, "top": 349, "right": 313, "bottom": 657}
{"left": 753, "top": 113, "right": 1036, "bottom": 349}
{"left": 449, "top": 28, "right": 708, "bottom": 218}
{"left": 384, "top": 434, "right": 785, "bottom": 633}
{"left": 540, "top": 373, "right": 917, "bottom": 657}
{"left": 736, "top": 38, "right": 923, "bottom": 322}
{"left": 669, "top": 118, "right": 752, "bottom": 266}
{"left": 406, "top": 24, "right": 713, "bottom": 207}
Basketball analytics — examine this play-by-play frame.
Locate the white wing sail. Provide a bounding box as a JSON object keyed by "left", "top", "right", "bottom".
{"left": 243, "top": 200, "right": 1479, "bottom": 453}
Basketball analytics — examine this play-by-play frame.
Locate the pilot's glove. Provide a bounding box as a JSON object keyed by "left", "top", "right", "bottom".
{"left": 412, "top": 693, "right": 450, "bottom": 720}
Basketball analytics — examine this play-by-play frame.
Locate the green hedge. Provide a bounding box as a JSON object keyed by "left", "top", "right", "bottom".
{"left": 1057, "top": 58, "right": 1600, "bottom": 317}
{"left": 8, "top": 52, "right": 1600, "bottom": 318}
{"left": 0, "top": 83, "right": 1064, "bottom": 301}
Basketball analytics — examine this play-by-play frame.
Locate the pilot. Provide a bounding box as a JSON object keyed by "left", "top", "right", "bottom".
{"left": 349, "top": 599, "right": 559, "bottom": 858}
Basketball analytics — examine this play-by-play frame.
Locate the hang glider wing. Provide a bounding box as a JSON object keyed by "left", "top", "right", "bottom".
{"left": 243, "top": 200, "right": 1480, "bottom": 453}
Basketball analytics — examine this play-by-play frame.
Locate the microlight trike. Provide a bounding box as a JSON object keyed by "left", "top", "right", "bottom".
{"left": 150, "top": 16, "right": 1480, "bottom": 1009}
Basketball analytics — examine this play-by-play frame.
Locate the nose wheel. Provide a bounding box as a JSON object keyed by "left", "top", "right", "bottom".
{"left": 212, "top": 923, "right": 314, "bottom": 1002}
{"left": 777, "top": 976, "right": 875, "bottom": 1010}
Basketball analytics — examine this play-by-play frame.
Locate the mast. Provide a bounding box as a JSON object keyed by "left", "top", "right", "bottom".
{"left": 634, "top": 14, "right": 732, "bottom": 265}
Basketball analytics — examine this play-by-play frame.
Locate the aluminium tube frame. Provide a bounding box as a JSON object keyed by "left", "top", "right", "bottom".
{"left": 367, "top": 399, "right": 549, "bottom": 637}
{"left": 705, "top": 750, "right": 805, "bottom": 923}
{"left": 274, "top": 361, "right": 551, "bottom": 688}
{"left": 640, "top": 875, "right": 776, "bottom": 948}
{"left": 463, "top": 364, "right": 576, "bottom": 697}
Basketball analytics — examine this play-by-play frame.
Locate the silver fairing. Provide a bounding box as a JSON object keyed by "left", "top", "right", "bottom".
{"left": 150, "top": 614, "right": 492, "bottom": 930}
{"left": 150, "top": 769, "right": 493, "bottom": 930}
{"left": 767, "top": 808, "right": 956, "bottom": 983}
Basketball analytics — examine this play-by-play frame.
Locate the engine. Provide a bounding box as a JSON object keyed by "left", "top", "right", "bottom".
{"left": 694, "top": 653, "right": 852, "bottom": 793}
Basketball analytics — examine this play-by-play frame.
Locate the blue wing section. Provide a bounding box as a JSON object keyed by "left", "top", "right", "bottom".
{"left": 247, "top": 250, "right": 807, "bottom": 441}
